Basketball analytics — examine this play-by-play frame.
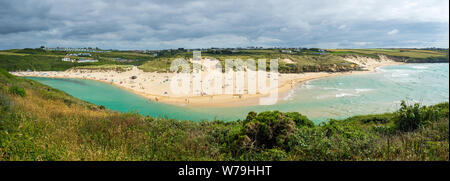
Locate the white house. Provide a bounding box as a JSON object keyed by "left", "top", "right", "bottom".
{"left": 62, "top": 56, "right": 74, "bottom": 62}
{"left": 77, "top": 59, "right": 98, "bottom": 63}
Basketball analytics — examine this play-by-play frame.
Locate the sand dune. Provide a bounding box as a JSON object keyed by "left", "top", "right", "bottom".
{"left": 344, "top": 55, "right": 401, "bottom": 71}
{"left": 11, "top": 56, "right": 402, "bottom": 107}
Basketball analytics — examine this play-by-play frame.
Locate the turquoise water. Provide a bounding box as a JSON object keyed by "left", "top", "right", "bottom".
{"left": 26, "top": 63, "right": 449, "bottom": 123}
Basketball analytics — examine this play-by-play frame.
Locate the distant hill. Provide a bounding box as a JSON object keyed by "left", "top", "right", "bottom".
{"left": 327, "top": 48, "right": 449, "bottom": 63}
{"left": 1, "top": 48, "right": 448, "bottom": 73}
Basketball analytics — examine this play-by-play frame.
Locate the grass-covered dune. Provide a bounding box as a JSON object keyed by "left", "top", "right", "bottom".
{"left": 139, "top": 53, "right": 360, "bottom": 73}
{"left": 328, "top": 48, "right": 449, "bottom": 63}
{"left": 2, "top": 48, "right": 448, "bottom": 74}
{"left": 0, "top": 68, "right": 448, "bottom": 161}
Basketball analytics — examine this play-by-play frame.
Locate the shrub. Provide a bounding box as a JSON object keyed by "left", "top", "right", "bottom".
{"left": 239, "top": 111, "right": 298, "bottom": 151}
{"left": 354, "top": 114, "right": 392, "bottom": 124}
{"left": 284, "top": 112, "right": 315, "bottom": 128}
{"left": 8, "top": 86, "right": 26, "bottom": 97}
{"left": 0, "top": 92, "right": 12, "bottom": 111}
{"left": 240, "top": 148, "right": 288, "bottom": 161}
{"left": 394, "top": 101, "right": 440, "bottom": 132}
{"left": 0, "top": 68, "right": 15, "bottom": 80}
{"left": 0, "top": 84, "right": 6, "bottom": 93}
{"left": 432, "top": 102, "right": 449, "bottom": 118}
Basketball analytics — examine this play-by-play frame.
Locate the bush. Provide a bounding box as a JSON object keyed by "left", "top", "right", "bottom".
{"left": 394, "top": 101, "right": 440, "bottom": 132}
{"left": 432, "top": 102, "right": 449, "bottom": 118}
{"left": 353, "top": 114, "right": 392, "bottom": 124}
{"left": 8, "top": 86, "right": 26, "bottom": 97}
{"left": 0, "top": 92, "right": 12, "bottom": 111}
{"left": 284, "top": 112, "right": 315, "bottom": 128}
{"left": 0, "top": 85, "right": 6, "bottom": 93}
{"left": 0, "top": 68, "right": 15, "bottom": 80}
{"left": 238, "top": 111, "right": 301, "bottom": 151}
{"left": 0, "top": 68, "right": 15, "bottom": 85}
{"left": 240, "top": 148, "right": 288, "bottom": 161}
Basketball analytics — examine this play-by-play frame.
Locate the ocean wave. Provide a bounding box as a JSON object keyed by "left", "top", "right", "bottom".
{"left": 302, "top": 84, "right": 314, "bottom": 89}
{"left": 390, "top": 72, "right": 410, "bottom": 77}
{"left": 335, "top": 93, "right": 358, "bottom": 98}
{"left": 411, "top": 65, "right": 429, "bottom": 70}
{"left": 283, "top": 90, "right": 295, "bottom": 101}
{"left": 316, "top": 94, "right": 332, "bottom": 99}
{"left": 323, "top": 87, "right": 343, "bottom": 91}
{"left": 354, "top": 88, "right": 373, "bottom": 93}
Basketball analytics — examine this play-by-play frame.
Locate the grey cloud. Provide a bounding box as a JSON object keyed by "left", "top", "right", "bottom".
{"left": 0, "top": 1, "right": 55, "bottom": 34}
{"left": 0, "top": 0, "right": 448, "bottom": 49}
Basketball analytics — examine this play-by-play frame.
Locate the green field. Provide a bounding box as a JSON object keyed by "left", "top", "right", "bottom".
{"left": 1, "top": 48, "right": 448, "bottom": 73}
{"left": 328, "top": 48, "right": 449, "bottom": 62}
{"left": 0, "top": 69, "right": 448, "bottom": 161}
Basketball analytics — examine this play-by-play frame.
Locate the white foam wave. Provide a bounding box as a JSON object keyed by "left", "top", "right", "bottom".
{"left": 355, "top": 88, "right": 373, "bottom": 93}
{"left": 303, "top": 84, "right": 314, "bottom": 89}
{"left": 412, "top": 65, "right": 428, "bottom": 70}
{"left": 283, "top": 90, "right": 295, "bottom": 101}
{"left": 323, "top": 87, "right": 341, "bottom": 90}
{"left": 391, "top": 72, "right": 410, "bottom": 77}
{"left": 335, "top": 93, "right": 358, "bottom": 98}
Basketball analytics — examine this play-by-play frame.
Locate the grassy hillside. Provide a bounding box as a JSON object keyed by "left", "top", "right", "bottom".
{"left": 138, "top": 49, "right": 362, "bottom": 73}
{"left": 0, "top": 69, "right": 448, "bottom": 161}
{"left": 1, "top": 48, "right": 448, "bottom": 74}
{"left": 328, "top": 48, "right": 449, "bottom": 63}
{"left": 0, "top": 48, "right": 139, "bottom": 71}
{"left": 138, "top": 53, "right": 359, "bottom": 73}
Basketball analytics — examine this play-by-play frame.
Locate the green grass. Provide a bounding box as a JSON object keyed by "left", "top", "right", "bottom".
{"left": 0, "top": 51, "right": 28, "bottom": 56}
{"left": 139, "top": 53, "right": 360, "bottom": 73}
{"left": 328, "top": 48, "right": 449, "bottom": 62}
{"left": 0, "top": 49, "right": 140, "bottom": 71}
{"left": 0, "top": 69, "right": 448, "bottom": 161}
{"left": 139, "top": 58, "right": 174, "bottom": 72}
{"left": 1, "top": 48, "right": 448, "bottom": 73}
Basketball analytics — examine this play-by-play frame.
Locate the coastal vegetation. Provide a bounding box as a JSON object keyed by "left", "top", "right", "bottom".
{"left": 0, "top": 49, "right": 109, "bottom": 71}
{"left": 138, "top": 53, "right": 361, "bottom": 73}
{"left": 0, "top": 69, "right": 448, "bottom": 161}
{"left": 328, "top": 48, "right": 449, "bottom": 63}
{"left": 1, "top": 48, "right": 448, "bottom": 73}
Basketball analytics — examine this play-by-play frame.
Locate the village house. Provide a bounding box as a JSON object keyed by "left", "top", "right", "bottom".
{"left": 113, "top": 58, "right": 136, "bottom": 63}
{"left": 66, "top": 53, "right": 92, "bottom": 57}
{"left": 77, "top": 58, "right": 98, "bottom": 63}
{"left": 61, "top": 56, "right": 75, "bottom": 62}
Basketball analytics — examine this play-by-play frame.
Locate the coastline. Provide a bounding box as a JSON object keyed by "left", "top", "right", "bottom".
{"left": 11, "top": 59, "right": 404, "bottom": 107}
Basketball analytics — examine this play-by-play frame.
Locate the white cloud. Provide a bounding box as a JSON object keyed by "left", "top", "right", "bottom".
{"left": 387, "top": 29, "right": 400, "bottom": 35}
{"left": 338, "top": 25, "right": 347, "bottom": 30}
{"left": 353, "top": 42, "right": 373, "bottom": 46}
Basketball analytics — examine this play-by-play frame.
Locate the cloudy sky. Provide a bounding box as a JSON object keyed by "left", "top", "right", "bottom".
{"left": 0, "top": 0, "right": 448, "bottom": 50}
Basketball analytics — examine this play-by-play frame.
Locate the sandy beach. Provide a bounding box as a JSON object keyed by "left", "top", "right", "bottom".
{"left": 10, "top": 56, "right": 403, "bottom": 107}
